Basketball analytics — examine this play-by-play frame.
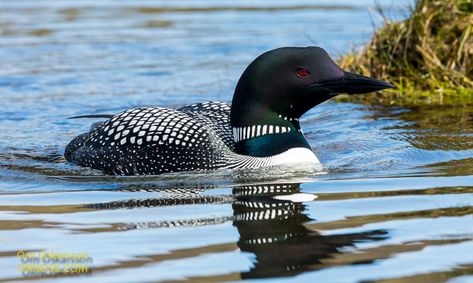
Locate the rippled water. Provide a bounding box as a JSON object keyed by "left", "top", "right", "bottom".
{"left": 1, "top": 1, "right": 473, "bottom": 282}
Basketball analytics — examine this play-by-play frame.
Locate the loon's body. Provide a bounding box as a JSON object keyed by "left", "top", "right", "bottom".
{"left": 65, "top": 47, "right": 393, "bottom": 175}
{"left": 65, "top": 102, "right": 318, "bottom": 175}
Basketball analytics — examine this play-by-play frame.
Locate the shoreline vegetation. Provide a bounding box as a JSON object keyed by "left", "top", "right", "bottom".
{"left": 337, "top": 0, "right": 472, "bottom": 106}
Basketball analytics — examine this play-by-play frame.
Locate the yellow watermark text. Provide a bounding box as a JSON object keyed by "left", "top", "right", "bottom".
{"left": 17, "top": 250, "right": 92, "bottom": 276}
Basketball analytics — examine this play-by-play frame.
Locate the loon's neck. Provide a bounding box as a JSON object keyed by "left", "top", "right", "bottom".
{"left": 229, "top": 67, "right": 312, "bottom": 157}
{"left": 230, "top": 110, "right": 311, "bottom": 157}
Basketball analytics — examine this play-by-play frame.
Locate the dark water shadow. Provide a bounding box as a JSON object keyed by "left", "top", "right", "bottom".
{"left": 370, "top": 103, "right": 473, "bottom": 152}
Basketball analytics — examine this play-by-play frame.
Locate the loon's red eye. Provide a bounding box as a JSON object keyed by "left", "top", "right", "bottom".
{"left": 296, "top": 68, "right": 311, "bottom": 78}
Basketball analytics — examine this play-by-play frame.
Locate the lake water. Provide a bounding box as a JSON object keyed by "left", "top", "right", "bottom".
{"left": 1, "top": 0, "right": 473, "bottom": 282}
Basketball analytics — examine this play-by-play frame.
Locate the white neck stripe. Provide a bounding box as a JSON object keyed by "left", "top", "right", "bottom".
{"left": 233, "top": 125, "right": 292, "bottom": 143}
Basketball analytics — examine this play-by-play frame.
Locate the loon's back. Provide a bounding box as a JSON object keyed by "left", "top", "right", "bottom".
{"left": 65, "top": 102, "right": 235, "bottom": 175}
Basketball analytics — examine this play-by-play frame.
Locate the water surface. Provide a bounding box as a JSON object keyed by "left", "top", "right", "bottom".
{"left": 1, "top": 1, "right": 473, "bottom": 282}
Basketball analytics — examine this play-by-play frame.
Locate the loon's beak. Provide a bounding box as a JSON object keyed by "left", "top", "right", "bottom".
{"left": 317, "top": 71, "right": 395, "bottom": 94}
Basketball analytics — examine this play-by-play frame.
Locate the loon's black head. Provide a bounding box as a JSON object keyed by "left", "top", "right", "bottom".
{"left": 230, "top": 46, "right": 394, "bottom": 156}
{"left": 231, "top": 46, "right": 394, "bottom": 126}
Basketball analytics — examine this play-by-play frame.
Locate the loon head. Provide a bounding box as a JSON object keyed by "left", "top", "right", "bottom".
{"left": 230, "top": 46, "right": 394, "bottom": 156}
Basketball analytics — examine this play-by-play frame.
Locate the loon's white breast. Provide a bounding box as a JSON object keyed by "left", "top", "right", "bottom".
{"left": 264, "top": 147, "right": 320, "bottom": 166}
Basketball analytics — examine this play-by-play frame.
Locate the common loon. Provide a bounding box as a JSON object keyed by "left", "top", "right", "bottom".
{"left": 65, "top": 46, "right": 394, "bottom": 175}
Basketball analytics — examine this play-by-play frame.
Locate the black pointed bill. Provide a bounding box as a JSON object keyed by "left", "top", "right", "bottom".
{"left": 314, "top": 71, "right": 395, "bottom": 95}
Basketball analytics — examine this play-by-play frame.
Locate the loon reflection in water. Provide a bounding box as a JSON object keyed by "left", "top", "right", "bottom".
{"left": 86, "top": 183, "right": 387, "bottom": 278}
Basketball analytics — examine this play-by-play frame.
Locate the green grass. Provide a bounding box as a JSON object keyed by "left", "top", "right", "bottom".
{"left": 338, "top": 0, "right": 473, "bottom": 105}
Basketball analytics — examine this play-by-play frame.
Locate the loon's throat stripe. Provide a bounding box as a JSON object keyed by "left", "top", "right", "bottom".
{"left": 232, "top": 125, "right": 292, "bottom": 142}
